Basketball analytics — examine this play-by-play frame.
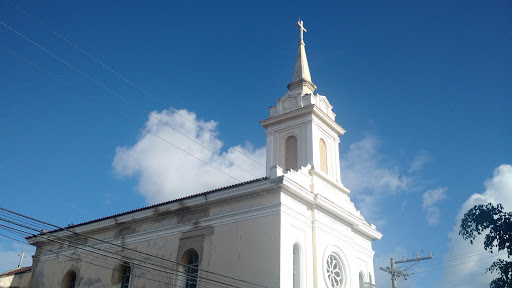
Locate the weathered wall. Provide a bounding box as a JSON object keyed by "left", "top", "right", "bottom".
{"left": 0, "top": 270, "right": 32, "bottom": 288}
{"left": 29, "top": 188, "right": 281, "bottom": 288}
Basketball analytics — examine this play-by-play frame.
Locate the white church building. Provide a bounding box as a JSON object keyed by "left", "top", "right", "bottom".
{"left": 27, "top": 21, "right": 381, "bottom": 288}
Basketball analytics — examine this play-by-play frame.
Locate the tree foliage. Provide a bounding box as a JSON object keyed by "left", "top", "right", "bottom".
{"left": 459, "top": 203, "right": 512, "bottom": 288}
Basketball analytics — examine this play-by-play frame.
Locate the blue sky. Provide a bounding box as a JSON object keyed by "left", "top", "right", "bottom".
{"left": 1, "top": 0, "right": 511, "bottom": 287}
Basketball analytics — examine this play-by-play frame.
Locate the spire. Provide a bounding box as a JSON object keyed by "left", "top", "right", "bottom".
{"left": 287, "top": 20, "right": 317, "bottom": 94}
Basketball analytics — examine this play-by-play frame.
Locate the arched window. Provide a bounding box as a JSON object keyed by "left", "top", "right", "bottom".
{"left": 359, "top": 271, "right": 365, "bottom": 288}
{"left": 182, "top": 249, "right": 200, "bottom": 288}
{"left": 121, "top": 263, "right": 131, "bottom": 288}
{"left": 285, "top": 136, "right": 298, "bottom": 170}
{"left": 319, "top": 139, "right": 328, "bottom": 174}
{"left": 63, "top": 270, "right": 77, "bottom": 288}
{"left": 293, "top": 243, "right": 301, "bottom": 288}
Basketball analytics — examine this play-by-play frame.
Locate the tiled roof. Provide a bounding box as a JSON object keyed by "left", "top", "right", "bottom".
{"left": 28, "top": 177, "right": 270, "bottom": 238}
{"left": 0, "top": 266, "right": 31, "bottom": 277}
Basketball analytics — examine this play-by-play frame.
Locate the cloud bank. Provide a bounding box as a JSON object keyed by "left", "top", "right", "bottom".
{"left": 340, "top": 135, "right": 410, "bottom": 222}
{"left": 422, "top": 187, "right": 447, "bottom": 225}
{"left": 442, "top": 164, "right": 512, "bottom": 287}
{"left": 113, "top": 109, "right": 265, "bottom": 204}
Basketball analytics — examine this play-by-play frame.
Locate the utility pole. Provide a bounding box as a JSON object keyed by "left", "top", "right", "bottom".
{"left": 380, "top": 251, "right": 433, "bottom": 288}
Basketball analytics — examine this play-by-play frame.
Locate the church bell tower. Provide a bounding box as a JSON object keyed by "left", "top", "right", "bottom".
{"left": 261, "top": 21, "right": 381, "bottom": 288}
{"left": 260, "top": 20, "right": 349, "bottom": 196}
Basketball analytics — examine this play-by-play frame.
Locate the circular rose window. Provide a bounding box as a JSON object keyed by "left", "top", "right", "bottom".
{"left": 325, "top": 254, "right": 343, "bottom": 288}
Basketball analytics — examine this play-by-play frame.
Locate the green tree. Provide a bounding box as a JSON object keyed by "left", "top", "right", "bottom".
{"left": 459, "top": 203, "right": 512, "bottom": 288}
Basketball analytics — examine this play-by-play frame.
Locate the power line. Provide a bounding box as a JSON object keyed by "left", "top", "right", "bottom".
{"left": 1, "top": 207, "right": 271, "bottom": 288}
{"left": 0, "top": 37, "right": 286, "bottom": 220}
{"left": 2, "top": 0, "right": 265, "bottom": 169}
{"left": 0, "top": 10, "right": 290, "bottom": 208}
{"left": 0, "top": 10, "right": 361, "bottom": 287}
{"left": 411, "top": 252, "right": 508, "bottom": 275}
{"left": 0, "top": 233, "right": 195, "bottom": 287}
{"left": 408, "top": 252, "right": 507, "bottom": 274}
{"left": 0, "top": 22, "right": 287, "bottom": 247}
{"left": 0, "top": 39, "right": 285, "bottom": 244}
{"left": 0, "top": 38, "right": 280, "bottom": 286}
{"left": 0, "top": 207, "right": 240, "bottom": 286}
{"left": 0, "top": 18, "right": 261, "bottom": 181}
{"left": 0, "top": 41, "right": 250, "bottom": 185}
{"left": 0, "top": 208, "right": 270, "bottom": 288}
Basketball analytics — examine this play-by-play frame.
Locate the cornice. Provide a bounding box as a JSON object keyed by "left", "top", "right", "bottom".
{"left": 314, "top": 194, "right": 382, "bottom": 240}
{"left": 260, "top": 104, "right": 345, "bottom": 135}
{"left": 28, "top": 179, "right": 280, "bottom": 245}
{"left": 309, "top": 168, "right": 349, "bottom": 194}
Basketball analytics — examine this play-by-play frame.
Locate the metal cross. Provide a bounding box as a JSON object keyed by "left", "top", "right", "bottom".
{"left": 17, "top": 251, "right": 25, "bottom": 268}
{"left": 297, "top": 20, "right": 307, "bottom": 43}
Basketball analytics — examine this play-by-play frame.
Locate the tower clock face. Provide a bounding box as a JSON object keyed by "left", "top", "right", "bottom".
{"left": 284, "top": 97, "right": 296, "bottom": 110}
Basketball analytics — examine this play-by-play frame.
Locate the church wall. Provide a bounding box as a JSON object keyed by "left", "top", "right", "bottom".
{"left": 280, "top": 190, "right": 314, "bottom": 288}
{"left": 29, "top": 187, "right": 282, "bottom": 288}
{"left": 279, "top": 186, "right": 377, "bottom": 288}
{"left": 312, "top": 209, "right": 376, "bottom": 288}
{"left": 29, "top": 229, "right": 184, "bottom": 288}
{"left": 0, "top": 269, "right": 32, "bottom": 288}
{"left": 208, "top": 213, "right": 281, "bottom": 288}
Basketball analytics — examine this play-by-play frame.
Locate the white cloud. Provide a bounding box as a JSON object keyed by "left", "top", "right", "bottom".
{"left": 341, "top": 135, "right": 410, "bottom": 222}
{"left": 422, "top": 187, "right": 447, "bottom": 225}
{"left": 422, "top": 187, "right": 447, "bottom": 208}
{"left": 425, "top": 206, "right": 441, "bottom": 225}
{"left": 409, "top": 150, "right": 430, "bottom": 173}
{"left": 342, "top": 136, "right": 409, "bottom": 193}
{"left": 113, "top": 109, "right": 266, "bottom": 204}
{"left": 442, "top": 164, "right": 512, "bottom": 287}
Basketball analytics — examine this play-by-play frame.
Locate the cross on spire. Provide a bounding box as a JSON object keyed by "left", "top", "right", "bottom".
{"left": 288, "top": 19, "right": 316, "bottom": 93}
{"left": 297, "top": 20, "right": 307, "bottom": 44}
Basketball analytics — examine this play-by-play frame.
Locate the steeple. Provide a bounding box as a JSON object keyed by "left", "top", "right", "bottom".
{"left": 287, "top": 20, "right": 317, "bottom": 94}
{"left": 261, "top": 20, "right": 346, "bottom": 187}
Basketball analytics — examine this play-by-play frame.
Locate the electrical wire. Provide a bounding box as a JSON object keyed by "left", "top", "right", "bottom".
{"left": 0, "top": 39, "right": 285, "bottom": 243}
{"left": 0, "top": 233, "right": 193, "bottom": 287}
{"left": 0, "top": 41, "right": 251, "bottom": 186}
{"left": 0, "top": 21, "right": 288, "bottom": 243}
{"left": 0, "top": 18, "right": 262, "bottom": 181}
{"left": 0, "top": 5, "right": 362, "bottom": 287}
{"left": 0, "top": 7, "right": 301, "bottom": 217}
{"left": 1, "top": 207, "right": 270, "bottom": 287}
{"left": 408, "top": 249, "right": 509, "bottom": 272}
{"left": 0, "top": 209, "right": 270, "bottom": 288}
{"left": 411, "top": 252, "right": 508, "bottom": 275}
{"left": 2, "top": 0, "right": 265, "bottom": 168}
{"left": 0, "top": 29, "right": 287, "bottom": 222}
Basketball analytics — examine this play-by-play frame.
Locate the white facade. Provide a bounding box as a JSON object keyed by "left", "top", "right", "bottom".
{"left": 264, "top": 20, "right": 381, "bottom": 288}
{"left": 26, "top": 21, "right": 381, "bottom": 288}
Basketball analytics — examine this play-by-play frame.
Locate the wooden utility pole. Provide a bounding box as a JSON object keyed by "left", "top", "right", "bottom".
{"left": 380, "top": 251, "right": 433, "bottom": 288}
